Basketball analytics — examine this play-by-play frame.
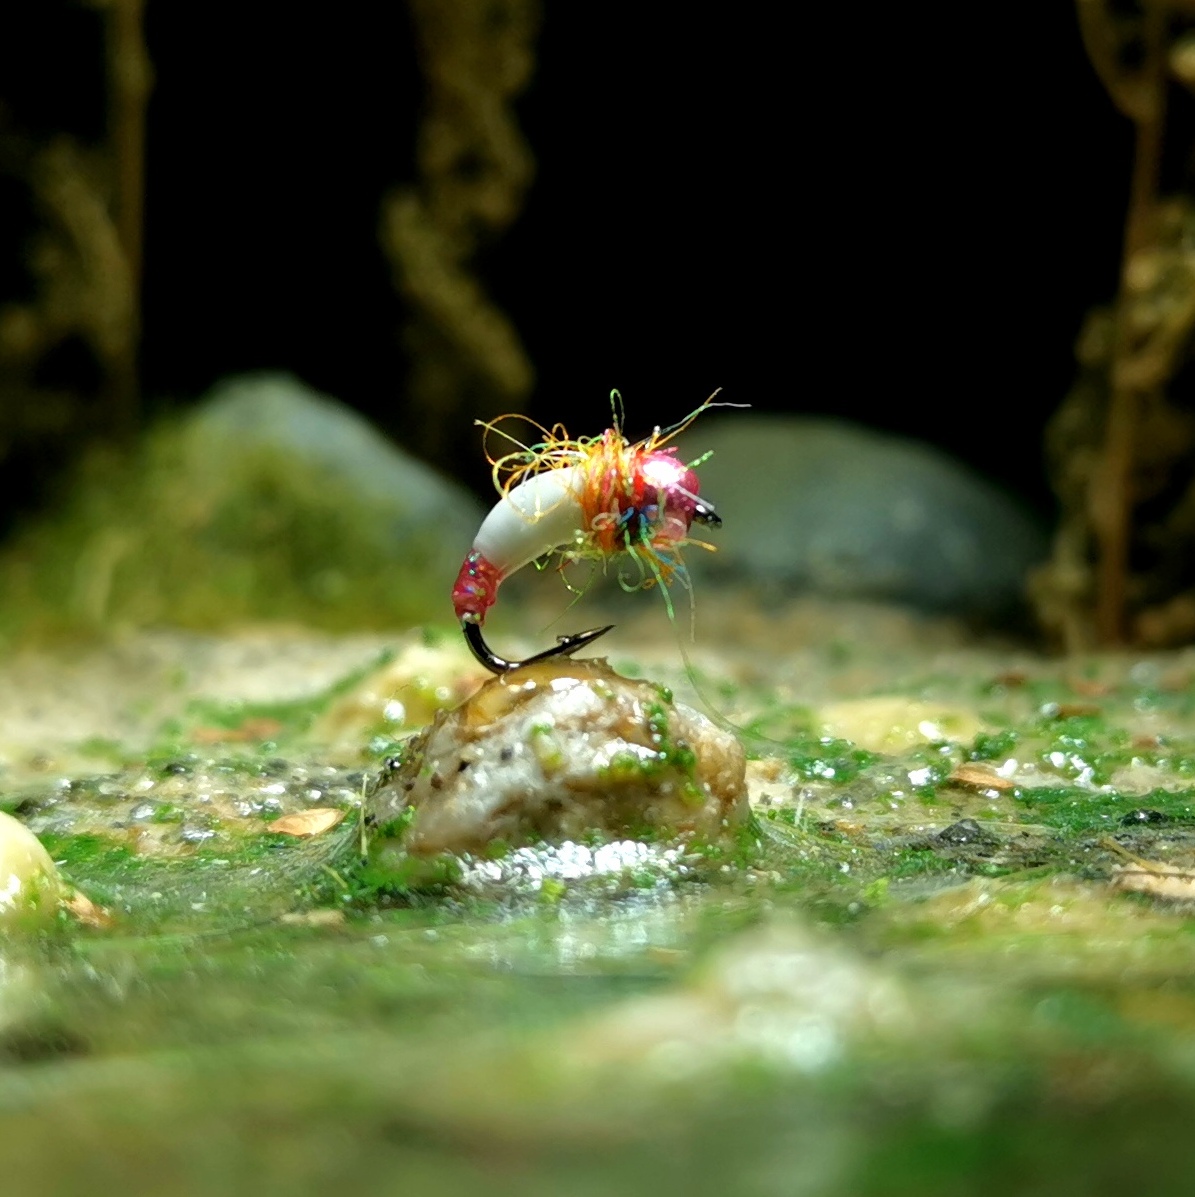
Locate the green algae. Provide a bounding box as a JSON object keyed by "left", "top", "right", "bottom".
{"left": 969, "top": 729, "right": 1019, "bottom": 760}
{"left": 12, "top": 628, "right": 1195, "bottom": 1194}
{"left": 148, "top": 648, "right": 395, "bottom": 754}
{"left": 0, "top": 421, "right": 450, "bottom": 640}
{"left": 591, "top": 698, "right": 702, "bottom": 795}
{"left": 6, "top": 865, "right": 1195, "bottom": 1197}
{"left": 39, "top": 831, "right": 144, "bottom": 876}
{"left": 1015, "top": 784, "right": 1195, "bottom": 834}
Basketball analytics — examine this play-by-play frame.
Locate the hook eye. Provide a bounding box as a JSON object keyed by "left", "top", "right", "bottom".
{"left": 692, "top": 500, "right": 722, "bottom": 529}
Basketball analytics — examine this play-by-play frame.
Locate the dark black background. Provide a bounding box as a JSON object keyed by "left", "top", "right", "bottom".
{"left": 0, "top": 3, "right": 1132, "bottom": 515}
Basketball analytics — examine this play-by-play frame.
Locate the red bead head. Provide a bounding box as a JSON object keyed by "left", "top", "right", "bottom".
{"left": 638, "top": 450, "right": 715, "bottom": 543}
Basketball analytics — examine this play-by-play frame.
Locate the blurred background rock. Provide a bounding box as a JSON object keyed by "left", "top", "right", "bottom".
{"left": 0, "top": 3, "right": 1162, "bottom": 640}
{"left": 0, "top": 374, "right": 481, "bottom": 635}
{"left": 675, "top": 417, "right": 1047, "bottom": 620}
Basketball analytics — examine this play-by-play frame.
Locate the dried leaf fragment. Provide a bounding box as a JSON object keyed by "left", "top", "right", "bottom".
{"left": 267, "top": 808, "right": 347, "bottom": 837}
{"left": 63, "top": 889, "right": 114, "bottom": 929}
{"left": 992, "top": 670, "right": 1028, "bottom": 688}
{"left": 1067, "top": 678, "right": 1113, "bottom": 697}
{"left": 191, "top": 717, "right": 285, "bottom": 745}
{"left": 1160, "top": 670, "right": 1192, "bottom": 693}
{"left": 948, "top": 764, "right": 1015, "bottom": 791}
{"left": 279, "top": 909, "right": 346, "bottom": 928}
{"left": 1112, "top": 863, "right": 1195, "bottom": 902}
{"left": 1053, "top": 702, "right": 1103, "bottom": 719}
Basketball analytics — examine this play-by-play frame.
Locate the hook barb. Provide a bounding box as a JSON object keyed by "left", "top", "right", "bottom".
{"left": 463, "top": 621, "right": 615, "bottom": 674}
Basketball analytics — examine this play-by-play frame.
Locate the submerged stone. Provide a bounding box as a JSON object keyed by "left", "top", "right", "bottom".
{"left": 933, "top": 819, "right": 1000, "bottom": 848}
{"left": 312, "top": 633, "right": 487, "bottom": 746}
{"left": 572, "top": 918, "right": 910, "bottom": 1074}
{"left": 1120, "top": 808, "right": 1172, "bottom": 826}
{"left": 818, "top": 696, "right": 984, "bottom": 754}
{"left": 371, "top": 657, "right": 748, "bottom": 857}
{"left": 0, "top": 373, "right": 482, "bottom": 631}
{"left": 0, "top": 812, "right": 63, "bottom": 931}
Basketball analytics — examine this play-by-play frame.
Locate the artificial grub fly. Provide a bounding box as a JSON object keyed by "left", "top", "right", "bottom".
{"left": 452, "top": 392, "right": 727, "bottom": 673}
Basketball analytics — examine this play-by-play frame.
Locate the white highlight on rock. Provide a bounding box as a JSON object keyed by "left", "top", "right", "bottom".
{"left": 459, "top": 839, "right": 688, "bottom": 894}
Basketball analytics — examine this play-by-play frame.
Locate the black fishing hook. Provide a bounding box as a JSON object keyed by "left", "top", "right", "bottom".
{"left": 463, "top": 621, "right": 615, "bottom": 675}
{"left": 461, "top": 491, "right": 720, "bottom": 674}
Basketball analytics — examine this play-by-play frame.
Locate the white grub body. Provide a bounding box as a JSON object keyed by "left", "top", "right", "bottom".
{"left": 473, "top": 466, "right": 585, "bottom": 578}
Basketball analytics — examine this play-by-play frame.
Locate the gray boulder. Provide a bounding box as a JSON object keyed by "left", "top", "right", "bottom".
{"left": 0, "top": 373, "right": 484, "bottom": 631}
{"left": 676, "top": 416, "right": 1048, "bottom": 617}
{"left": 187, "top": 373, "right": 481, "bottom": 553}
{"left": 145, "top": 372, "right": 486, "bottom": 626}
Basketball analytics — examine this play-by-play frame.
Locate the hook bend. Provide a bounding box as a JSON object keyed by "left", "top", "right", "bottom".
{"left": 463, "top": 622, "right": 615, "bottom": 674}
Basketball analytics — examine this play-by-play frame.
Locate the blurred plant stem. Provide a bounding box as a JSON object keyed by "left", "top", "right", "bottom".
{"left": 99, "top": 0, "right": 152, "bottom": 438}
{"left": 1036, "top": 2, "right": 1185, "bottom": 648}
{"left": 0, "top": 0, "right": 150, "bottom": 466}
{"left": 381, "top": 0, "right": 540, "bottom": 470}
{"left": 1081, "top": 0, "right": 1169, "bottom": 644}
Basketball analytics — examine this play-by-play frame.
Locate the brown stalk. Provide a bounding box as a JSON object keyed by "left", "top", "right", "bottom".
{"left": 98, "top": 0, "right": 152, "bottom": 437}
{"left": 1087, "top": 2, "right": 1169, "bottom": 643}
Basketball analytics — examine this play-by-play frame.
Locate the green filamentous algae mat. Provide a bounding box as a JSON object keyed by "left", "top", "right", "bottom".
{"left": 5, "top": 600, "right": 1195, "bottom": 1196}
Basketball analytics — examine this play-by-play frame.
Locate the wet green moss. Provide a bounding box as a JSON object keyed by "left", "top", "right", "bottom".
{"left": 1016, "top": 784, "right": 1195, "bottom": 833}
{"left": 0, "top": 422, "right": 449, "bottom": 638}
{"left": 886, "top": 846, "right": 957, "bottom": 880}
{"left": 40, "top": 832, "right": 143, "bottom": 875}
{"left": 970, "top": 729, "right": 1019, "bottom": 760}
{"left": 786, "top": 734, "right": 880, "bottom": 783}
{"left": 21, "top": 618, "right": 1195, "bottom": 1194}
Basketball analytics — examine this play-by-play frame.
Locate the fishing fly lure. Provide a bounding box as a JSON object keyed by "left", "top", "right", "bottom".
{"left": 452, "top": 393, "right": 726, "bottom": 672}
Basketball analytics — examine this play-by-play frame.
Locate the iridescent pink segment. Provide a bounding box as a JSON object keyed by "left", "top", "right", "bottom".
{"left": 640, "top": 451, "right": 702, "bottom": 542}
{"left": 452, "top": 550, "right": 504, "bottom": 623}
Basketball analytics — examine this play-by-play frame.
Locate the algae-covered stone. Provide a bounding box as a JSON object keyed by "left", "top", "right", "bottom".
{"left": 0, "top": 812, "right": 63, "bottom": 931}
{"left": 312, "top": 633, "right": 487, "bottom": 746}
{"left": 573, "top": 918, "right": 909, "bottom": 1073}
{"left": 186, "top": 373, "right": 481, "bottom": 552}
{"left": 372, "top": 657, "right": 748, "bottom": 856}
{"left": 0, "top": 373, "right": 483, "bottom": 631}
{"left": 818, "top": 696, "right": 984, "bottom": 754}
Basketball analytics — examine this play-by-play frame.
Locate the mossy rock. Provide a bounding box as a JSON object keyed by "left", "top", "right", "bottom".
{"left": 0, "top": 374, "right": 482, "bottom": 635}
